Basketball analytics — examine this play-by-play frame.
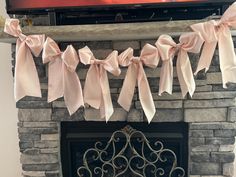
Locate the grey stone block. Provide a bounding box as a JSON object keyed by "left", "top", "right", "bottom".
{"left": 184, "top": 99, "right": 236, "bottom": 108}
{"left": 41, "top": 134, "right": 59, "bottom": 141}
{"left": 152, "top": 109, "right": 183, "bottom": 122}
{"left": 207, "top": 73, "right": 222, "bottom": 85}
{"left": 23, "top": 122, "right": 58, "bottom": 128}
{"left": 214, "top": 130, "right": 236, "bottom": 137}
{"left": 189, "top": 138, "right": 205, "bottom": 147}
{"left": 20, "top": 142, "right": 34, "bottom": 150}
{"left": 205, "top": 138, "right": 235, "bottom": 145}
{"left": 18, "top": 109, "right": 52, "bottom": 122}
{"left": 17, "top": 101, "right": 52, "bottom": 109}
{"left": 21, "top": 154, "right": 58, "bottom": 164}
{"left": 135, "top": 101, "right": 183, "bottom": 109}
{"left": 219, "top": 145, "right": 235, "bottom": 152}
{"left": 19, "top": 134, "right": 41, "bottom": 141}
{"left": 34, "top": 141, "right": 59, "bottom": 149}
{"left": 190, "top": 130, "right": 214, "bottom": 138}
{"left": 22, "top": 171, "right": 45, "bottom": 177}
{"left": 211, "top": 152, "right": 235, "bottom": 163}
{"left": 223, "top": 163, "right": 235, "bottom": 177}
{"left": 190, "top": 122, "right": 236, "bottom": 130}
{"left": 185, "top": 108, "right": 227, "bottom": 122}
{"left": 191, "top": 152, "right": 210, "bottom": 162}
{"left": 40, "top": 148, "right": 59, "bottom": 154}
{"left": 22, "top": 164, "right": 59, "bottom": 171}
{"left": 51, "top": 108, "right": 84, "bottom": 121}
{"left": 191, "top": 145, "right": 219, "bottom": 152}
{"left": 191, "top": 162, "right": 221, "bottom": 175}
{"left": 228, "top": 107, "right": 236, "bottom": 122}
{"left": 93, "top": 49, "right": 113, "bottom": 58}
{"left": 45, "top": 171, "right": 60, "bottom": 177}
{"left": 195, "top": 85, "right": 212, "bottom": 92}
{"left": 18, "top": 128, "right": 58, "bottom": 134}
{"left": 127, "top": 109, "right": 143, "bottom": 122}
{"left": 152, "top": 92, "right": 183, "bottom": 100}
{"left": 192, "top": 92, "right": 236, "bottom": 100}
{"left": 23, "top": 148, "right": 40, "bottom": 155}
{"left": 113, "top": 41, "right": 140, "bottom": 50}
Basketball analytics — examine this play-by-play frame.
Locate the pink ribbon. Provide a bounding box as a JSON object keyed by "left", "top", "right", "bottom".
{"left": 118, "top": 44, "right": 159, "bottom": 123}
{"left": 4, "top": 19, "right": 45, "bottom": 101}
{"left": 42, "top": 37, "right": 84, "bottom": 115}
{"left": 78, "top": 46, "right": 121, "bottom": 122}
{"left": 156, "top": 32, "right": 203, "bottom": 97}
{"left": 191, "top": 2, "right": 236, "bottom": 88}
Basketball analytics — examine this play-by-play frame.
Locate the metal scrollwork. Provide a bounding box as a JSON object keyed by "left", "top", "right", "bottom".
{"left": 77, "top": 125, "right": 185, "bottom": 177}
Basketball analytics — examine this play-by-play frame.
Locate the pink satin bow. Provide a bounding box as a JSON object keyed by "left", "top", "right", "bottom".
{"left": 78, "top": 46, "right": 121, "bottom": 122}
{"left": 191, "top": 2, "right": 236, "bottom": 88}
{"left": 156, "top": 32, "right": 203, "bottom": 97}
{"left": 42, "top": 37, "right": 84, "bottom": 115}
{"left": 4, "top": 19, "right": 45, "bottom": 101}
{"left": 118, "top": 44, "right": 159, "bottom": 123}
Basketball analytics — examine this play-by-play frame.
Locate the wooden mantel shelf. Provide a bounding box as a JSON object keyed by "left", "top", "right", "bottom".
{"left": 0, "top": 19, "right": 236, "bottom": 43}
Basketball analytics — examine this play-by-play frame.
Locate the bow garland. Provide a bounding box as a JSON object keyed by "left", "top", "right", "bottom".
{"left": 4, "top": 1, "right": 236, "bottom": 122}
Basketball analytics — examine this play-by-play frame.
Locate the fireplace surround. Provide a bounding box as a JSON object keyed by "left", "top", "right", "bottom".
{"left": 14, "top": 36, "right": 236, "bottom": 177}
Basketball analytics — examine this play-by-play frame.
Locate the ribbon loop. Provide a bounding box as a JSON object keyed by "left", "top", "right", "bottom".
{"left": 118, "top": 44, "right": 159, "bottom": 123}
{"left": 191, "top": 2, "right": 236, "bottom": 87}
{"left": 43, "top": 37, "right": 84, "bottom": 115}
{"left": 78, "top": 46, "right": 121, "bottom": 122}
{"left": 4, "top": 18, "right": 45, "bottom": 101}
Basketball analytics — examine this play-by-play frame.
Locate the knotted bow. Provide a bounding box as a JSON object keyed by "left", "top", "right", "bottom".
{"left": 191, "top": 2, "right": 236, "bottom": 88}
{"left": 42, "top": 37, "right": 84, "bottom": 115}
{"left": 118, "top": 44, "right": 159, "bottom": 123}
{"left": 78, "top": 46, "right": 121, "bottom": 122}
{"left": 4, "top": 19, "right": 45, "bottom": 101}
{"left": 156, "top": 32, "right": 203, "bottom": 97}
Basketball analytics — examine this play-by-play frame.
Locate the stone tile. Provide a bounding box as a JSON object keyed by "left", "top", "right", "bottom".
{"left": 191, "top": 162, "right": 221, "bottom": 175}
{"left": 22, "top": 171, "right": 45, "bottom": 177}
{"left": 41, "top": 134, "right": 59, "bottom": 141}
{"left": 195, "top": 85, "right": 212, "bottom": 92}
{"left": 190, "top": 122, "right": 236, "bottom": 130}
{"left": 40, "top": 148, "right": 59, "bottom": 154}
{"left": 23, "top": 122, "right": 58, "bottom": 128}
{"left": 21, "top": 154, "right": 58, "bottom": 164}
{"left": 210, "top": 152, "right": 235, "bottom": 163}
{"left": 127, "top": 109, "right": 143, "bottom": 122}
{"left": 22, "top": 164, "right": 59, "bottom": 171}
{"left": 45, "top": 171, "right": 60, "bottom": 177}
{"left": 214, "top": 130, "right": 236, "bottom": 137}
{"left": 18, "top": 109, "right": 52, "bottom": 122}
{"left": 190, "top": 130, "right": 214, "bottom": 138}
{"left": 191, "top": 152, "right": 210, "bottom": 162}
{"left": 191, "top": 145, "right": 219, "bottom": 152}
{"left": 51, "top": 108, "right": 84, "bottom": 121}
{"left": 34, "top": 141, "right": 59, "bottom": 149}
{"left": 135, "top": 101, "right": 183, "bottom": 109}
{"left": 18, "top": 128, "right": 58, "bottom": 134}
{"left": 219, "top": 145, "right": 235, "bottom": 152}
{"left": 93, "top": 49, "right": 113, "bottom": 58}
{"left": 141, "top": 39, "right": 156, "bottom": 47}
{"left": 17, "top": 101, "right": 52, "bottom": 109}
{"left": 189, "top": 138, "right": 205, "bottom": 147}
{"left": 207, "top": 73, "right": 222, "bottom": 85}
{"left": 185, "top": 108, "right": 227, "bottom": 122}
{"left": 227, "top": 107, "right": 236, "bottom": 122}
{"left": 19, "top": 134, "right": 41, "bottom": 141}
{"left": 223, "top": 163, "right": 235, "bottom": 177}
{"left": 152, "top": 109, "right": 183, "bottom": 122}
{"left": 184, "top": 99, "right": 236, "bottom": 108}
{"left": 152, "top": 92, "right": 184, "bottom": 100}
{"left": 205, "top": 138, "right": 235, "bottom": 145}
{"left": 192, "top": 92, "right": 236, "bottom": 99}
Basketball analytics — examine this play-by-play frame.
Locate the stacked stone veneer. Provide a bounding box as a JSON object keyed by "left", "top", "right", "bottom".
{"left": 13, "top": 36, "right": 236, "bottom": 177}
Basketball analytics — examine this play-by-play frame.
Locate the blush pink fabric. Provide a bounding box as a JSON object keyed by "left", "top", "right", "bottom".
{"left": 156, "top": 32, "right": 203, "bottom": 97}
{"left": 191, "top": 2, "right": 236, "bottom": 88}
{"left": 118, "top": 44, "right": 159, "bottom": 123}
{"left": 43, "top": 37, "right": 84, "bottom": 115}
{"left": 78, "top": 46, "right": 121, "bottom": 122}
{"left": 4, "top": 19, "right": 45, "bottom": 101}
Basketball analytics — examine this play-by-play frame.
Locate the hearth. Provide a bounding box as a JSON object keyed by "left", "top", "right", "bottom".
{"left": 61, "top": 122, "right": 188, "bottom": 177}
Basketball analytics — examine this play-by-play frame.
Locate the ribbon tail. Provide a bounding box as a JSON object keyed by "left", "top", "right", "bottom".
{"left": 47, "top": 58, "right": 63, "bottom": 102}
{"left": 15, "top": 40, "right": 41, "bottom": 101}
{"left": 63, "top": 66, "right": 84, "bottom": 115}
{"left": 138, "top": 64, "right": 155, "bottom": 123}
{"left": 177, "top": 50, "right": 196, "bottom": 98}
{"left": 100, "top": 67, "right": 113, "bottom": 122}
{"left": 194, "top": 41, "right": 217, "bottom": 75}
{"left": 159, "top": 60, "right": 173, "bottom": 95}
{"left": 118, "top": 64, "right": 137, "bottom": 111}
{"left": 84, "top": 65, "right": 102, "bottom": 109}
{"left": 218, "top": 26, "right": 236, "bottom": 88}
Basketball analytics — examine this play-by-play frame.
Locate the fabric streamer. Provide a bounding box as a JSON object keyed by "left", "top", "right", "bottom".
{"left": 156, "top": 32, "right": 203, "bottom": 97}
{"left": 4, "top": 19, "right": 45, "bottom": 101}
{"left": 78, "top": 46, "right": 121, "bottom": 122}
{"left": 191, "top": 2, "right": 236, "bottom": 88}
{"left": 118, "top": 44, "right": 159, "bottom": 123}
{"left": 43, "top": 37, "right": 84, "bottom": 115}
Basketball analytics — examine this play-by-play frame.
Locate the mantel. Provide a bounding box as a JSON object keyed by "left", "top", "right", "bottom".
{"left": 2, "top": 19, "right": 234, "bottom": 43}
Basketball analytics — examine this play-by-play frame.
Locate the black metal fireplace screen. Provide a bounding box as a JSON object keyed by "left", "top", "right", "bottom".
{"left": 61, "top": 122, "right": 188, "bottom": 177}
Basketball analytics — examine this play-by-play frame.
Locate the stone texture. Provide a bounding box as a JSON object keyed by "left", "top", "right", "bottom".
{"left": 191, "top": 145, "right": 219, "bottom": 152}
{"left": 113, "top": 41, "right": 140, "bottom": 50}
{"left": 184, "top": 99, "right": 236, "bottom": 108}
{"left": 190, "top": 123, "right": 236, "bottom": 130}
{"left": 127, "top": 109, "right": 143, "bottom": 122}
{"left": 189, "top": 138, "right": 205, "bottom": 147}
{"left": 223, "top": 163, "right": 235, "bottom": 176}
{"left": 207, "top": 73, "right": 222, "bottom": 85}
{"left": 17, "top": 101, "right": 52, "bottom": 109}
{"left": 22, "top": 171, "right": 45, "bottom": 177}
{"left": 228, "top": 107, "right": 236, "bottom": 122}
{"left": 191, "top": 152, "right": 210, "bottom": 162}
{"left": 191, "top": 162, "right": 221, "bottom": 175}
{"left": 219, "top": 145, "right": 235, "bottom": 152}
{"left": 214, "top": 130, "right": 236, "bottom": 137}
{"left": 205, "top": 138, "right": 235, "bottom": 145}
{"left": 152, "top": 109, "right": 183, "bottom": 122}
{"left": 192, "top": 92, "right": 236, "bottom": 99}
{"left": 19, "top": 109, "right": 52, "bottom": 122}
{"left": 22, "top": 164, "right": 59, "bottom": 171}
{"left": 185, "top": 108, "right": 227, "bottom": 122}
{"left": 190, "top": 130, "right": 214, "bottom": 137}
{"left": 34, "top": 141, "right": 59, "bottom": 149}
{"left": 41, "top": 134, "right": 59, "bottom": 141}
{"left": 21, "top": 154, "right": 58, "bottom": 164}
{"left": 211, "top": 152, "right": 235, "bottom": 163}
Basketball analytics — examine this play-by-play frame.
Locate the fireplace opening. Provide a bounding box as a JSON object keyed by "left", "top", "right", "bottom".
{"left": 61, "top": 122, "right": 188, "bottom": 177}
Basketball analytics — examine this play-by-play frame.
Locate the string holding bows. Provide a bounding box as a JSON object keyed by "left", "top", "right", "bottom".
{"left": 78, "top": 46, "right": 121, "bottom": 122}
{"left": 118, "top": 44, "right": 159, "bottom": 123}
{"left": 42, "top": 37, "right": 84, "bottom": 115}
{"left": 156, "top": 32, "right": 203, "bottom": 97}
{"left": 191, "top": 2, "right": 236, "bottom": 88}
{"left": 4, "top": 19, "right": 45, "bottom": 101}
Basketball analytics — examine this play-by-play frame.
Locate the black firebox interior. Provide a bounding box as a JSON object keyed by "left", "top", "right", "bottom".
{"left": 61, "top": 122, "right": 188, "bottom": 177}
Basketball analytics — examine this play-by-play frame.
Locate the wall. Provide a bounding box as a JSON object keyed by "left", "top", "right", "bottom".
{"left": 0, "top": 1, "right": 21, "bottom": 177}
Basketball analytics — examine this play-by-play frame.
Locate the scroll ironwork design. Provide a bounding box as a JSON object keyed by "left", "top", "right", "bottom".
{"left": 77, "top": 125, "right": 185, "bottom": 177}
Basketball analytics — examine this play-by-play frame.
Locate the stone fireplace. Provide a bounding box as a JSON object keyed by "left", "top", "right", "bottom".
{"left": 12, "top": 36, "right": 236, "bottom": 177}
